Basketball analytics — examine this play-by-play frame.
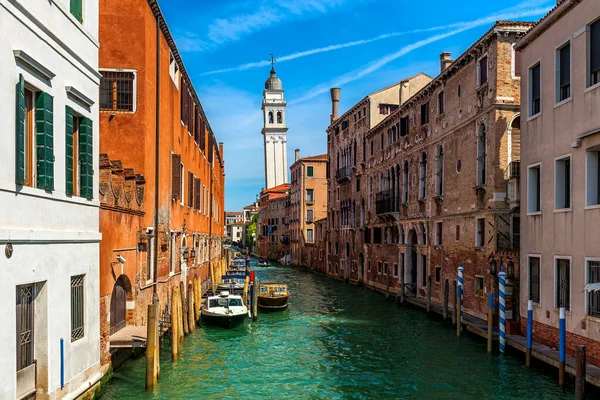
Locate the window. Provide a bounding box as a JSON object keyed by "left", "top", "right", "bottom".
{"left": 529, "top": 256, "right": 541, "bottom": 304}
{"left": 277, "top": 111, "right": 282, "bottom": 123}
{"left": 555, "top": 258, "right": 570, "bottom": 310}
{"left": 438, "top": 91, "right": 445, "bottom": 114}
{"left": 400, "top": 116, "right": 410, "bottom": 136}
{"left": 475, "top": 276, "right": 484, "bottom": 296}
{"left": 100, "top": 71, "right": 135, "bottom": 112}
{"left": 180, "top": 162, "right": 185, "bottom": 206}
{"left": 435, "top": 222, "right": 442, "bottom": 246}
{"left": 15, "top": 77, "right": 55, "bottom": 191}
{"left": 555, "top": 155, "right": 571, "bottom": 209}
{"left": 188, "top": 171, "right": 194, "bottom": 207}
{"left": 370, "top": 140, "right": 374, "bottom": 156}
{"left": 356, "top": 176, "right": 360, "bottom": 192}
{"left": 306, "top": 209, "right": 314, "bottom": 223}
{"left": 513, "top": 46, "right": 522, "bottom": 78}
{"left": 478, "top": 55, "right": 488, "bottom": 86}
{"left": 194, "top": 178, "right": 201, "bottom": 210}
{"left": 420, "top": 102, "right": 429, "bottom": 125}
{"left": 435, "top": 267, "right": 441, "bottom": 283}
{"left": 170, "top": 235, "right": 177, "bottom": 274}
{"left": 587, "top": 260, "right": 600, "bottom": 317}
{"left": 71, "top": 275, "right": 85, "bottom": 341}
{"left": 589, "top": 19, "right": 600, "bottom": 87}
{"left": 268, "top": 112, "right": 274, "bottom": 123}
{"left": 306, "top": 189, "right": 314, "bottom": 203}
{"left": 394, "top": 263, "right": 399, "bottom": 277}
{"left": 402, "top": 161, "right": 409, "bottom": 203}
{"left": 384, "top": 263, "right": 389, "bottom": 276}
{"left": 528, "top": 164, "right": 541, "bottom": 213}
{"left": 455, "top": 225, "right": 460, "bottom": 241}
{"left": 419, "top": 152, "right": 427, "bottom": 200}
{"left": 380, "top": 133, "right": 384, "bottom": 149}
{"left": 169, "top": 53, "right": 180, "bottom": 88}
{"left": 373, "top": 227, "right": 382, "bottom": 244}
{"left": 529, "top": 63, "right": 541, "bottom": 116}
{"left": 65, "top": 108, "right": 93, "bottom": 199}
{"left": 306, "top": 229, "right": 314, "bottom": 243}
{"left": 421, "top": 255, "right": 427, "bottom": 286}
{"left": 342, "top": 120, "right": 349, "bottom": 130}
{"left": 556, "top": 42, "right": 571, "bottom": 102}
{"left": 172, "top": 153, "right": 181, "bottom": 200}
{"left": 476, "top": 218, "right": 485, "bottom": 247}
{"left": 457, "top": 84, "right": 462, "bottom": 98}
{"left": 307, "top": 166, "right": 314, "bottom": 177}
{"left": 420, "top": 222, "right": 427, "bottom": 245}
{"left": 477, "top": 124, "right": 486, "bottom": 186}
{"left": 435, "top": 145, "right": 443, "bottom": 196}
{"left": 586, "top": 149, "right": 600, "bottom": 206}
{"left": 70, "top": 0, "right": 83, "bottom": 23}
{"left": 368, "top": 260, "right": 371, "bottom": 272}
{"left": 377, "top": 261, "right": 382, "bottom": 274}
{"left": 362, "top": 136, "right": 366, "bottom": 161}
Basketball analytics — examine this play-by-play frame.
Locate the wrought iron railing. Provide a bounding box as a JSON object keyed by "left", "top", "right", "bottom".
{"left": 336, "top": 166, "right": 351, "bottom": 182}
{"left": 508, "top": 161, "right": 520, "bottom": 179}
{"left": 375, "top": 190, "right": 399, "bottom": 214}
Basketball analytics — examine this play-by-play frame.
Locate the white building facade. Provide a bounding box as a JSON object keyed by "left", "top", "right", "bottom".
{"left": 262, "top": 65, "right": 289, "bottom": 189}
{"left": 0, "top": 0, "right": 101, "bottom": 398}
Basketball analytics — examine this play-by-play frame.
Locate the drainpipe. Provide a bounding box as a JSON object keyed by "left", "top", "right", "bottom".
{"left": 153, "top": 12, "right": 161, "bottom": 294}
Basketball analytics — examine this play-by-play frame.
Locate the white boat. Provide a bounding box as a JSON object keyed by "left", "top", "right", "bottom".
{"left": 201, "top": 291, "right": 248, "bottom": 328}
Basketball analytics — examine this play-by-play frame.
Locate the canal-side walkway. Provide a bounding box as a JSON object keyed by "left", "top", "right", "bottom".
{"left": 401, "top": 295, "right": 600, "bottom": 387}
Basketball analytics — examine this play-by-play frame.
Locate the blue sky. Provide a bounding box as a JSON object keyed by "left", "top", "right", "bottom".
{"left": 160, "top": 0, "right": 553, "bottom": 211}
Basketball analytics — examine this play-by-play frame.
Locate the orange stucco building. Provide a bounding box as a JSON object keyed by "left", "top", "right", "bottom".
{"left": 98, "top": 0, "right": 225, "bottom": 366}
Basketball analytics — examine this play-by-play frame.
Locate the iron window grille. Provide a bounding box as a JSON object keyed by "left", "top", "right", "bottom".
{"left": 556, "top": 259, "right": 570, "bottom": 311}
{"left": 590, "top": 20, "right": 600, "bottom": 86}
{"left": 558, "top": 43, "right": 571, "bottom": 101}
{"left": 71, "top": 275, "right": 85, "bottom": 341}
{"left": 17, "top": 284, "right": 34, "bottom": 370}
{"left": 100, "top": 71, "right": 135, "bottom": 112}
{"left": 587, "top": 261, "right": 600, "bottom": 318}
{"left": 529, "top": 257, "right": 540, "bottom": 303}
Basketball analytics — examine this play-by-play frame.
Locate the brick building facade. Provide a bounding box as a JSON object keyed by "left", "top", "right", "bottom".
{"left": 98, "top": 0, "right": 225, "bottom": 367}
{"left": 256, "top": 184, "right": 290, "bottom": 261}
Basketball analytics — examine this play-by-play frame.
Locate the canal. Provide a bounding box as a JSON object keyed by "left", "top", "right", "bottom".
{"left": 100, "top": 259, "right": 586, "bottom": 399}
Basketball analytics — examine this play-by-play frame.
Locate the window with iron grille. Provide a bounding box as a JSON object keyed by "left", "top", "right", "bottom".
{"left": 557, "top": 42, "right": 571, "bottom": 102}
{"left": 555, "top": 259, "right": 570, "bottom": 311}
{"left": 71, "top": 275, "right": 85, "bottom": 341}
{"left": 529, "top": 256, "right": 540, "bottom": 303}
{"left": 587, "top": 260, "right": 600, "bottom": 317}
{"left": 16, "top": 284, "right": 34, "bottom": 370}
{"left": 590, "top": 20, "right": 600, "bottom": 87}
{"left": 100, "top": 71, "right": 135, "bottom": 112}
{"left": 529, "top": 63, "right": 541, "bottom": 116}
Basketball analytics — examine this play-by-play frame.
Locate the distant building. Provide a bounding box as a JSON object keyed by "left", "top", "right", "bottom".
{"left": 257, "top": 184, "right": 291, "bottom": 261}
{"left": 225, "top": 212, "right": 244, "bottom": 242}
{"left": 0, "top": 0, "right": 102, "bottom": 397}
{"left": 516, "top": 0, "right": 600, "bottom": 366}
{"left": 289, "top": 151, "right": 328, "bottom": 266}
{"left": 241, "top": 202, "right": 260, "bottom": 247}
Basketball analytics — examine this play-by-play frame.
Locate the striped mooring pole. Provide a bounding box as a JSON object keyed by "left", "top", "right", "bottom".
{"left": 559, "top": 307, "right": 566, "bottom": 385}
{"left": 526, "top": 299, "right": 533, "bottom": 367}
{"left": 499, "top": 269, "right": 506, "bottom": 353}
{"left": 457, "top": 263, "right": 464, "bottom": 330}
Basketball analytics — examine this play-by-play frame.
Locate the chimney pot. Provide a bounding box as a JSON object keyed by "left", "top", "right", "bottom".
{"left": 330, "top": 88, "right": 341, "bottom": 123}
{"left": 295, "top": 149, "right": 300, "bottom": 162}
{"left": 440, "top": 52, "right": 453, "bottom": 73}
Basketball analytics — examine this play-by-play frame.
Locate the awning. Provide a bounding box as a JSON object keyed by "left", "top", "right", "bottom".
{"left": 584, "top": 283, "right": 600, "bottom": 292}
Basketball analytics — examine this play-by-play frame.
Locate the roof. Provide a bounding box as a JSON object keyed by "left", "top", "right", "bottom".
{"left": 226, "top": 211, "right": 243, "bottom": 215}
{"left": 515, "top": 0, "right": 581, "bottom": 51}
{"left": 369, "top": 20, "right": 535, "bottom": 136}
{"left": 261, "top": 183, "right": 291, "bottom": 195}
{"left": 290, "top": 153, "right": 327, "bottom": 169}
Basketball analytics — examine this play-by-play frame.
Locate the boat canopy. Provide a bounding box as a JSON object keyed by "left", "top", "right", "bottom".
{"left": 208, "top": 297, "right": 244, "bottom": 308}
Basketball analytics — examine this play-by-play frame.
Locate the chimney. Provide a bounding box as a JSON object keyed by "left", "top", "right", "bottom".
{"left": 219, "top": 142, "right": 224, "bottom": 159}
{"left": 399, "top": 79, "right": 410, "bottom": 105}
{"left": 440, "top": 52, "right": 453, "bottom": 73}
{"left": 330, "top": 88, "right": 341, "bottom": 123}
{"left": 294, "top": 148, "right": 300, "bottom": 162}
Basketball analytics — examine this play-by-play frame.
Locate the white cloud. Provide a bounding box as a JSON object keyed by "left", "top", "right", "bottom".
{"left": 291, "top": 5, "right": 552, "bottom": 105}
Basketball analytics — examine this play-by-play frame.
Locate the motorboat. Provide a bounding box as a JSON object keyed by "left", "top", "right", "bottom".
{"left": 258, "top": 282, "right": 290, "bottom": 310}
{"left": 201, "top": 291, "right": 248, "bottom": 328}
{"left": 257, "top": 260, "right": 270, "bottom": 267}
{"left": 217, "top": 273, "right": 246, "bottom": 295}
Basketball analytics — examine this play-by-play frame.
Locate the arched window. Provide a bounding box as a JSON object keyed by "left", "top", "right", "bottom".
{"left": 402, "top": 161, "right": 409, "bottom": 203}
{"left": 268, "top": 111, "right": 274, "bottom": 123}
{"left": 419, "top": 152, "right": 427, "bottom": 200}
{"left": 277, "top": 111, "right": 282, "bottom": 123}
{"left": 436, "top": 145, "right": 444, "bottom": 196}
{"left": 477, "top": 124, "right": 486, "bottom": 185}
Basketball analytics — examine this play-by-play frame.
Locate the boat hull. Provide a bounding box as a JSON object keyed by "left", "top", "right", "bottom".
{"left": 258, "top": 295, "right": 289, "bottom": 310}
{"left": 201, "top": 310, "right": 247, "bottom": 328}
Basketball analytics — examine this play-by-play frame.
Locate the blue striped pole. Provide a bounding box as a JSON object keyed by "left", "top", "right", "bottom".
{"left": 60, "top": 338, "right": 64, "bottom": 389}
{"left": 559, "top": 307, "right": 566, "bottom": 385}
{"left": 458, "top": 263, "right": 464, "bottom": 328}
{"left": 499, "top": 269, "right": 506, "bottom": 353}
{"left": 526, "top": 299, "right": 533, "bottom": 367}
{"left": 487, "top": 292, "right": 493, "bottom": 353}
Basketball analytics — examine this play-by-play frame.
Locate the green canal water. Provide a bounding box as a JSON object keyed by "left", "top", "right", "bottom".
{"left": 100, "top": 260, "right": 590, "bottom": 399}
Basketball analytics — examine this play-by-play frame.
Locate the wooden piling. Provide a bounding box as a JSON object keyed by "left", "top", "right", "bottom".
{"left": 487, "top": 293, "right": 493, "bottom": 354}
{"left": 443, "top": 280, "right": 449, "bottom": 321}
{"left": 576, "top": 344, "right": 586, "bottom": 400}
{"left": 426, "top": 276, "right": 431, "bottom": 313}
{"left": 174, "top": 285, "right": 184, "bottom": 345}
{"left": 456, "top": 283, "right": 461, "bottom": 337}
{"left": 145, "top": 303, "right": 157, "bottom": 391}
{"left": 180, "top": 281, "right": 189, "bottom": 335}
{"left": 399, "top": 264, "right": 405, "bottom": 304}
{"left": 188, "top": 282, "right": 195, "bottom": 333}
{"left": 252, "top": 278, "right": 259, "bottom": 321}
{"left": 171, "top": 286, "right": 179, "bottom": 360}
{"left": 452, "top": 280, "right": 457, "bottom": 326}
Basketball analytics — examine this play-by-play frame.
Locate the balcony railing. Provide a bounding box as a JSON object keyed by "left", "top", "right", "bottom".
{"left": 336, "top": 166, "right": 351, "bottom": 183}
{"left": 306, "top": 198, "right": 314, "bottom": 205}
{"left": 306, "top": 216, "right": 314, "bottom": 224}
{"left": 508, "top": 161, "right": 520, "bottom": 179}
{"left": 375, "top": 190, "right": 400, "bottom": 214}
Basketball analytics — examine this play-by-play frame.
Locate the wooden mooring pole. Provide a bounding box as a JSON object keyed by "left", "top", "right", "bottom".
{"left": 188, "top": 282, "right": 195, "bottom": 333}
{"left": 452, "top": 280, "right": 457, "bottom": 326}
{"left": 171, "top": 287, "right": 179, "bottom": 360}
{"left": 145, "top": 303, "right": 158, "bottom": 391}
{"left": 426, "top": 276, "right": 431, "bottom": 313}
{"left": 487, "top": 292, "right": 493, "bottom": 354}
{"left": 180, "top": 282, "right": 189, "bottom": 335}
{"left": 576, "top": 344, "right": 586, "bottom": 400}
{"left": 456, "top": 282, "right": 461, "bottom": 337}
{"left": 443, "top": 279, "right": 449, "bottom": 321}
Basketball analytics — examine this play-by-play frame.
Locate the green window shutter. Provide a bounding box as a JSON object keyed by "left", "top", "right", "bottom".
{"left": 65, "top": 106, "right": 74, "bottom": 196}
{"left": 16, "top": 74, "right": 25, "bottom": 185}
{"left": 35, "top": 92, "right": 54, "bottom": 191}
{"left": 79, "top": 118, "right": 94, "bottom": 200}
{"left": 70, "top": 0, "right": 83, "bottom": 23}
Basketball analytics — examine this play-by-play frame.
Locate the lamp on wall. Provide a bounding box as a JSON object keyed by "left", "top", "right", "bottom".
{"left": 489, "top": 258, "right": 498, "bottom": 276}
{"left": 182, "top": 248, "right": 189, "bottom": 261}
{"left": 190, "top": 248, "right": 196, "bottom": 259}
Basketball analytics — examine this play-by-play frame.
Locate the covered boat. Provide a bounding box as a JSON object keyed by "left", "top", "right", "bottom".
{"left": 257, "top": 260, "right": 270, "bottom": 267}
{"left": 258, "top": 282, "right": 290, "bottom": 310}
{"left": 201, "top": 291, "right": 248, "bottom": 328}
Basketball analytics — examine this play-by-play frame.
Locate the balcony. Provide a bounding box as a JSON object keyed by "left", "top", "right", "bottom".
{"left": 375, "top": 190, "right": 399, "bottom": 215}
{"left": 507, "top": 161, "right": 520, "bottom": 209}
{"left": 336, "top": 166, "right": 351, "bottom": 183}
{"left": 306, "top": 198, "right": 314, "bottom": 205}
